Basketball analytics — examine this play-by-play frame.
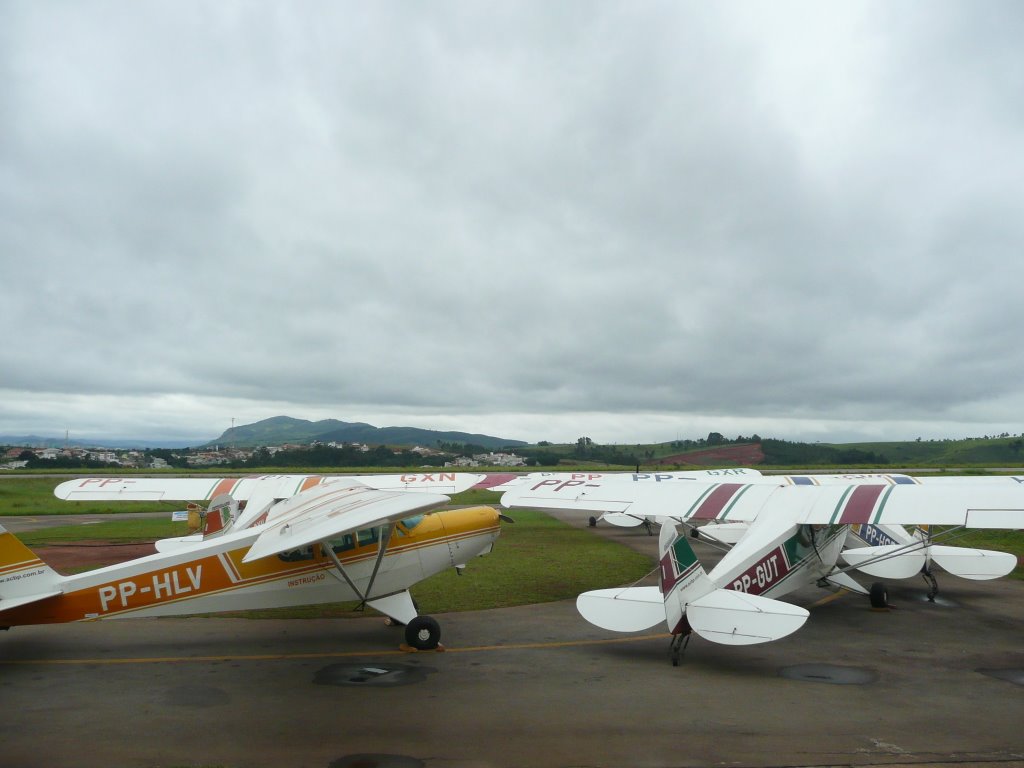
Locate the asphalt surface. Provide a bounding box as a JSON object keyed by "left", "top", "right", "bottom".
{"left": 1, "top": 512, "right": 1023, "bottom": 768}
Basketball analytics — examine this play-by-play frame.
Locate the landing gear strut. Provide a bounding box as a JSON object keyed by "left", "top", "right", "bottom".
{"left": 869, "top": 582, "right": 889, "bottom": 610}
{"left": 921, "top": 567, "right": 939, "bottom": 602}
{"left": 669, "top": 632, "right": 691, "bottom": 666}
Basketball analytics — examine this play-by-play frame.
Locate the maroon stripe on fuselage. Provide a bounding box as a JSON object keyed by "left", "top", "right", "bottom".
{"left": 838, "top": 485, "right": 886, "bottom": 524}
{"left": 691, "top": 483, "right": 743, "bottom": 520}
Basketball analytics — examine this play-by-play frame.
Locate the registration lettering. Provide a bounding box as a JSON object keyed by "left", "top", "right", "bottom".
{"left": 400, "top": 473, "right": 456, "bottom": 483}
{"left": 97, "top": 565, "right": 202, "bottom": 613}
{"left": 731, "top": 549, "right": 788, "bottom": 595}
{"left": 529, "top": 479, "right": 598, "bottom": 493}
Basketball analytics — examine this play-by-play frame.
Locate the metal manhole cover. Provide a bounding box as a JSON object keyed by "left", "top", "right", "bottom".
{"left": 330, "top": 756, "right": 425, "bottom": 768}
{"left": 779, "top": 664, "right": 877, "bottom": 685}
{"left": 314, "top": 662, "right": 432, "bottom": 687}
{"left": 978, "top": 668, "right": 1024, "bottom": 686}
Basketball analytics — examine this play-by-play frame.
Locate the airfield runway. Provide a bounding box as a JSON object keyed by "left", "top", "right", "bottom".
{"left": 2, "top": 513, "right": 1023, "bottom": 768}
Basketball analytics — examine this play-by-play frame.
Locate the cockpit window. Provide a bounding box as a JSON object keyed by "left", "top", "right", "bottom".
{"left": 356, "top": 528, "right": 379, "bottom": 547}
{"left": 401, "top": 514, "right": 424, "bottom": 530}
{"left": 327, "top": 528, "right": 379, "bottom": 554}
{"left": 328, "top": 534, "right": 354, "bottom": 554}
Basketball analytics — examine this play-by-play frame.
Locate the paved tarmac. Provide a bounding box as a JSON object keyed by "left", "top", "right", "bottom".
{"left": 1, "top": 513, "right": 1023, "bottom": 768}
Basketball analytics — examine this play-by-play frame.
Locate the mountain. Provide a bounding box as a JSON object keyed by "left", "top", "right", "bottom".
{"left": 205, "top": 416, "right": 527, "bottom": 450}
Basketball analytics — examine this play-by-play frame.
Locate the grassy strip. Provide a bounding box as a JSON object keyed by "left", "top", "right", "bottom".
{"left": 18, "top": 518, "right": 188, "bottom": 546}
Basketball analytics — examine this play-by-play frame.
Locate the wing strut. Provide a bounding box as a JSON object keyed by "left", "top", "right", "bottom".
{"left": 364, "top": 522, "right": 397, "bottom": 599}
{"left": 321, "top": 522, "right": 397, "bottom": 606}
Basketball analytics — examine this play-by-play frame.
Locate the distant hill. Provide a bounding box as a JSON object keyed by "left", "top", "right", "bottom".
{"left": 515, "top": 433, "right": 1024, "bottom": 469}
{"left": 204, "top": 416, "right": 527, "bottom": 450}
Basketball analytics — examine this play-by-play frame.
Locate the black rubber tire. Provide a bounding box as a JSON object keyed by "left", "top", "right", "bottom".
{"left": 588, "top": 516, "right": 597, "bottom": 527}
{"left": 404, "top": 615, "right": 441, "bottom": 650}
{"left": 869, "top": 582, "right": 889, "bottom": 609}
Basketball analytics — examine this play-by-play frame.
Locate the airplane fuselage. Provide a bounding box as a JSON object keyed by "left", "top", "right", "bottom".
{"left": 707, "top": 523, "right": 848, "bottom": 599}
{"left": 0, "top": 506, "right": 500, "bottom": 626}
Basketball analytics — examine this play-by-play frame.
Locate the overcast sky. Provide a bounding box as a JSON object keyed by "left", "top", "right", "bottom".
{"left": 2, "top": 1, "right": 1023, "bottom": 446}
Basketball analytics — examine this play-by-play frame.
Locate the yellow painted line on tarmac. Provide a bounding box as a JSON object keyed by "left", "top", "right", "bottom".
{"left": 808, "top": 590, "right": 850, "bottom": 609}
{"left": 446, "top": 633, "right": 670, "bottom": 655}
{"left": 0, "top": 633, "right": 671, "bottom": 667}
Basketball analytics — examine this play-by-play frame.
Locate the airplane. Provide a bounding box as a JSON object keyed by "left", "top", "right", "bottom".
{"left": 1, "top": 473, "right": 504, "bottom": 650}
{"left": 498, "top": 475, "right": 1024, "bottom": 664}
{"left": 493, "top": 470, "right": 1019, "bottom": 597}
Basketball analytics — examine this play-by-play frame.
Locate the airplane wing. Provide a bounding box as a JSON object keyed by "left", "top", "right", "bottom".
{"left": 328, "top": 472, "right": 484, "bottom": 495}
{"left": 787, "top": 484, "right": 1024, "bottom": 528}
{"left": 500, "top": 479, "right": 780, "bottom": 521}
{"left": 500, "top": 479, "right": 1024, "bottom": 529}
{"left": 241, "top": 484, "right": 451, "bottom": 563}
{"left": 55, "top": 472, "right": 484, "bottom": 503}
{"left": 53, "top": 476, "right": 319, "bottom": 502}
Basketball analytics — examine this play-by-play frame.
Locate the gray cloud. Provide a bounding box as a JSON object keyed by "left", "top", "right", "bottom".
{"left": 2, "top": 2, "right": 1023, "bottom": 445}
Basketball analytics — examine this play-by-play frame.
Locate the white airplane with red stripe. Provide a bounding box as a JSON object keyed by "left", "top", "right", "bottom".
{"left": 497, "top": 470, "right": 1019, "bottom": 594}
{"left": 2, "top": 473, "right": 502, "bottom": 651}
{"left": 499, "top": 476, "right": 1024, "bottom": 663}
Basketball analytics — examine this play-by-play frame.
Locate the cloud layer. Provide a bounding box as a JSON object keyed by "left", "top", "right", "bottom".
{"left": 3, "top": 2, "right": 1023, "bottom": 444}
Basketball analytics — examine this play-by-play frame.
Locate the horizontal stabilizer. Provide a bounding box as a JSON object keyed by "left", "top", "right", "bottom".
{"left": 0, "top": 589, "right": 62, "bottom": 613}
{"left": 687, "top": 589, "right": 809, "bottom": 645}
{"left": 840, "top": 545, "right": 926, "bottom": 579}
{"left": 576, "top": 586, "right": 665, "bottom": 632}
{"left": 928, "top": 546, "right": 1018, "bottom": 580}
{"left": 154, "top": 535, "right": 204, "bottom": 553}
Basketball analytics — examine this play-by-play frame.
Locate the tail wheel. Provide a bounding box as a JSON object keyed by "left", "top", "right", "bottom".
{"left": 404, "top": 615, "right": 441, "bottom": 650}
{"left": 869, "top": 582, "right": 889, "bottom": 609}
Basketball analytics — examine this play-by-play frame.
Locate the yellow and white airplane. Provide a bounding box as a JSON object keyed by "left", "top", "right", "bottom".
{"left": 0, "top": 473, "right": 501, "bottom": 650}
{"left": 499, "top": 475, "right": 1024, "bottom": 663}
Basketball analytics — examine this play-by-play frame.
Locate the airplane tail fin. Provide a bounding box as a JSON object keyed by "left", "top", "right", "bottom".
{"left": 201, "top": 494, "right": 239, "bottom": 536}
{"left": 659, "top": 523, "right": 809, "bottom": 645}
{"left": 0, "top": 524, "right": 64, "bottom": 614}
{"left": 658, "top": 522, "right": 717, "bottom": 634}
{"left": 575, "top": 524, "right": 810, "bottom": 644}
{"left": 573, "top": 523, "right": 716, "bottom": 634}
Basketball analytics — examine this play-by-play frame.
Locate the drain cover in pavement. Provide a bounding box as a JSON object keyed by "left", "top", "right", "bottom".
{"left": 314, "top": 662, "right": 431, "bottom": 687}
{"left": 978, "top": 668, "right": 1024, "bottom": 686}
{"left": 779, "top": 664, "right": 877, "bottom": 685}
{"left": 330, "top": 756, "right": 425, "bottom": 768}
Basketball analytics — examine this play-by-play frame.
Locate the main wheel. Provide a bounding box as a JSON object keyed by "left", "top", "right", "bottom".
{"left": 869, "top": 582, "right": 889, "bottom": 609}
{"left": 404, "top": 615, "right": 441, "bottom": 650}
